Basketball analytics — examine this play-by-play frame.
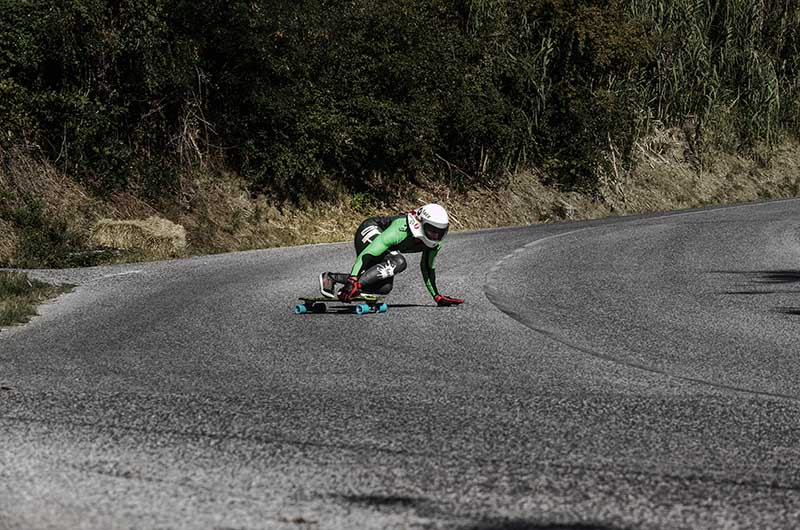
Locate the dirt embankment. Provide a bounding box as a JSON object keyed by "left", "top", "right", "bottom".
{"left": 1, "top": 130, "right": 799, "bottom": 268}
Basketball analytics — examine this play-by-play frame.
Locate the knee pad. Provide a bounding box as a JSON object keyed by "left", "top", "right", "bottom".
{"left": 359, "top": 252, "right": 406, "bottom": 290}
{"left": 384, "top": 252, "right": 407, "bottom": 276}
{"left": 376, "top": 254, "right": 406, "bottom": 280}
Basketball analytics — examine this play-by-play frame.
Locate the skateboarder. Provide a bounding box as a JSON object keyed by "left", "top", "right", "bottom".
{"left": 319, "top": 203, "right": 464, "bottom": 306}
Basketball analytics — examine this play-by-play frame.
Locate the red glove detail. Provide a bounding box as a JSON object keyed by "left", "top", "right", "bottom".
{"left": 338, "top": 275, "right": 361, "bottom": 303}
{"left": 435, "top": 294, "right": 464, "bottom": 307}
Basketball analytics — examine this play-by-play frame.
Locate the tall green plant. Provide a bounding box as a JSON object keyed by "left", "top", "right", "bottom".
{"left": 1, "top": 0, "right": 797, "bottom": 201}
{"left": 628, "top": 0, "right": 800, "bottom": 158}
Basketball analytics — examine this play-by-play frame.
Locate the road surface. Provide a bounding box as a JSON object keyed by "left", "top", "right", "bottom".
{"left": 2, "top": 200, "right": 800, "bottom": 529}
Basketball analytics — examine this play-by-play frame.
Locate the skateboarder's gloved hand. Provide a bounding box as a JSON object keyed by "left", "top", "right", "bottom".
{"left": 435, "top": 294, "right": 464, "bottom": 307}
{"left": 338, "top": 275, "right": 361, "bottom": 303}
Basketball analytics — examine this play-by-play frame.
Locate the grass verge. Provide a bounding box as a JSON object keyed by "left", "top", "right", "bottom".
{"left": 1, "top": 133, "right": 799, "bottom": 268}
{"left": 0, "top": 272, "right": 72, "bottom": 328}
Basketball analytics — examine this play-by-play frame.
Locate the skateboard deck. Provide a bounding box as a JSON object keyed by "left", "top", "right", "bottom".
{"left": 294, "top": 295, "right": 388, "bottom": 315}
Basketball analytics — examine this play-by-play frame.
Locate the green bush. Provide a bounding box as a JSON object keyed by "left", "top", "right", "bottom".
{"left": 0, "top": 0, "right": 797, "bottom": 200}
{"left": 0, "top": 0, "right": 197, "bottom": 195}
{"left": 5, "top": 200, "right": 86, "bottom": 268}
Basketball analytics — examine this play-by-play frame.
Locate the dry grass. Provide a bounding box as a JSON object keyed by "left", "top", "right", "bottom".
{"left": 91, "top": 217, "right": 187, "bottom": 258}
{"left": 602, "top": 131, "right": 800, "bottom": 216}
{"left": 0, "top": 146, "right": 105, "bottom": 232}
{"left": 2, "top": 133, "right": 799, "bottom": 268}
{"left": 0, "top": 220, "right": 18, "bottom": 264}
{"left": 0, "top": 145, "right": 171, "bottom": 266}
{"left": 0, "top": 271, "right": 71, "bottom": 327}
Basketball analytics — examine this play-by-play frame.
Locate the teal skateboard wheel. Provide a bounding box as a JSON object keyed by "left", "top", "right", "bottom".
{"left": 377, "top": 303, "right": 388, "bottom": 313}
{"left": 355, "top": 303, "right": 370, "bottom": 315}
{"left": 294, "top": 303, "right": 308, "bottom": 314}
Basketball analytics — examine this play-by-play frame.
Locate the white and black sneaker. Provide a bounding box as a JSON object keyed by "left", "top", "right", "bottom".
{"left": 319, "top": 272, "right": 337, "bottom": 298}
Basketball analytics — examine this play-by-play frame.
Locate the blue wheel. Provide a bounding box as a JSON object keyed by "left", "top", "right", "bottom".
{"left": 377, "top": 303, "right": 388, "bottom": 313}
{"left": 355, "top": 303, "right": 370, "bottom": 315}
{"left": 294, "top": 303, "right": 308, "bottom": 314}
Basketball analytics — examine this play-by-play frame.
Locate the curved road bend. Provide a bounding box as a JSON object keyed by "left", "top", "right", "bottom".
{"left": 2, "top": 199, "right": 800, "bottom": 529}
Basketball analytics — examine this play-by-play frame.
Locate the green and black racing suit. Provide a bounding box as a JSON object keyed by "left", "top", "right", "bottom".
{"left": 343, "top": 214, "right": 442, "bottom": 296}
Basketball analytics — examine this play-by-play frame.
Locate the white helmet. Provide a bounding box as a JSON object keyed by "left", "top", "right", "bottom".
{"left": 408, "top": 203, "right": 449, "bottom": 248}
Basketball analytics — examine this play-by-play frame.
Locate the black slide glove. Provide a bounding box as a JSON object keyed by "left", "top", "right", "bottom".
{"left": 435, "top": 294, "right": 464, "bottom": 307}
{"left": 338, "top": 275, "right": 361, "bottom": 303}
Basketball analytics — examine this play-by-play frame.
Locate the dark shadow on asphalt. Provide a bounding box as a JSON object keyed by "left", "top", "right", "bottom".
{"left": 712, "top": 269, "right": 800, "bottom": 284}
{"left": 296, "top": 303, "right": 434, "bottom": 315}
{"left": 341, "top": 494, "right": 427, "bottom": 508}
{"left": 750, "top": 270, "right": 800, "bottom": 284}
{"left": 723, "top": 289, "right": 800, "bottom": 295}
{"left": 723, "top": 290, "right": 780, "bottom": 295}
{"left": 713, "top": 270, "right": 800, "bottom": 302}
{"left": 462, "top": 520, "right": 627, "bottom": 530}
{"left": 711, "top": 270, "right": 800, "bottom": 316}
{"left": 340, "top": 498, "right": 627, "bottom": 530}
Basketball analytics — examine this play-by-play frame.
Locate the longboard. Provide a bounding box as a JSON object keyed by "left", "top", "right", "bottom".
{"left": 294, "top": 295, "right": 388, "bottom": 315}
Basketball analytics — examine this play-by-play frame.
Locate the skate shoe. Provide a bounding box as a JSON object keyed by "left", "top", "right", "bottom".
{"left": 319, "top": 272, "right": 338, "bottom": 298}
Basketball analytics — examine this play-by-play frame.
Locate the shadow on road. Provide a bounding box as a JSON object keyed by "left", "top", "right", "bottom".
{"left": 711, "top": 270, "right": 800, "bottom": 316}
{"left": 712, "top": 270, "right": 800, "bottom": 295}
{"left": 342, "top": 494, "right": 426, "bottom": 508}
{"left": 296, "top": 303, "right": 434, "bottom": 316}
{"left": 747, "top": 270, "right": 800, "bottom": 284}
{"left": 339, "top": 495, "right": 627, "bottom": 530}
{"left": 462, "top": 520, "right": 628, "bottom": 530}
{"left": 340, "top": 497, "right": 626, "bottom": 530}
{"left": 713, "top": 269, "right": 800, "bottom": 286}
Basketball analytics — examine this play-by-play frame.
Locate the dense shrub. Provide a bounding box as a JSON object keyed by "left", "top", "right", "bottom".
{"left": 1, "top": 200, "right": 86, "bottom": 267}
{"left": 0, "top": 0, "right": 198, "bottom": 195}
{"left": 0, "top": 0, "right": 797, "bottom": 200}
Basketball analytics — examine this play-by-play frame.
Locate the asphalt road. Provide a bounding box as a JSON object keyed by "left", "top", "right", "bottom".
{"left": 2, "top": 199, "right": 800, "bottom": 530}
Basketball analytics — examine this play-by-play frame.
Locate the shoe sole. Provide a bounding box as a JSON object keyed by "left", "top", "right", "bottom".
{"left": 319, "top": 273, "right": 335, "bottom": 298}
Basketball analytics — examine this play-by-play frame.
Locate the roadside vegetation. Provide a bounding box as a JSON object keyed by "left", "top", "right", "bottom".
{"left": 0, "top": 271, "right": 71, "bottom": 328}
{"left": 1, "top": 1, "right": 798, "bottom": 267}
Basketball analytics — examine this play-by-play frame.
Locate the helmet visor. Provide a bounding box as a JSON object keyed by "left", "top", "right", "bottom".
{"left": 423, "top": 222, "right": 448, "bottom": 242}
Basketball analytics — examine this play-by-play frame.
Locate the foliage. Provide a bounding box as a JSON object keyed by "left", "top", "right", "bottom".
{"left": 1, "top": 199, "right": 87, "bottom": 267}
{"left": 629, "top": 0, "right": 800, "bottom": 160}
{"left": 0, "top": 0, "right": 797, "bottom": 200}
{"left": 0, "top": 0, "right": 197, "bottom": 195}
